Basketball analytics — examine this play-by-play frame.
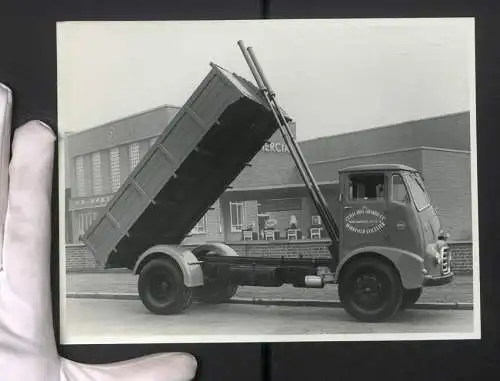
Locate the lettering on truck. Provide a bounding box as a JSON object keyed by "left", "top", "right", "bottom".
{"left": 344, "top": 206, "right": 386, "bottom": 235}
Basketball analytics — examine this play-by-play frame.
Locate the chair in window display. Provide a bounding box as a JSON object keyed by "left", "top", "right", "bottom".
{"left": 242, "top": 222, "right": 258, "bottom": 241}
{"left": 286, "top": 214, "right": 302, "bottom": 240}
{"left": 263, "top": 218, "right": 278, "bottom": 240}
{"left": 309, "top": 215, "right": 324, "bottom": 240}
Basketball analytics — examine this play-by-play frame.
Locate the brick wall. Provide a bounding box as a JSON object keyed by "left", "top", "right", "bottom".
{"left": 227, "top": 241, "right": 331, "bottom": 258}
{"left": 65, "top": 244, "right": 106, "bottom": 272}
{"left": 65, "top": 241, "right": 473, "bottom": 274}
{"left": 421, "top": 149, "right": 472, "bottom": 241}
{"left": 298, "top": 112, "right": 470, "bottom": 163}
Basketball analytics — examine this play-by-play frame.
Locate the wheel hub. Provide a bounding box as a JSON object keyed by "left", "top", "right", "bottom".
{"left": 353, "top": 274, "right": 385, "bottom": 309}
{"left": 150, "top": 273, "right": 172, "bottom": 302}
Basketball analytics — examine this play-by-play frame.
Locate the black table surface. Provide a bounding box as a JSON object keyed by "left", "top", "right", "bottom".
{"left": 1, "top": 1, "right": 500, "bottom": 380}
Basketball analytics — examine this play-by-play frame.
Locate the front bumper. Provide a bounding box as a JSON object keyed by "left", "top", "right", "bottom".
{"left": 423, "top": 271, "right": 454, "bottom": 287}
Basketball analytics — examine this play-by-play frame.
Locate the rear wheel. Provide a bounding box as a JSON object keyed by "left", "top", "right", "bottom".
{"left": 400, "top": 288, "right": 422, "bottom": 310}
{"left": 339, "top": 258, "right": 403, "bottom": 322}
{"left": 138, "top": 258, "right": 193, "bottom": 315}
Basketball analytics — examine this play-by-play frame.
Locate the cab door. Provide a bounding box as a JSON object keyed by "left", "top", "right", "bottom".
{"left": 384, "top": 172, "right": 421, "bottom": 255}
{"left": 340, "top": 171, "right": 388, "bottom": 255}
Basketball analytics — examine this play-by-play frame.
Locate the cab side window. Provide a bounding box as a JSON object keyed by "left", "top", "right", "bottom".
{"left": 348, "top": 174, "right": 385, "bottom": 201}
{"left": 392, "top": 174, "right": 410, "bottom": 203}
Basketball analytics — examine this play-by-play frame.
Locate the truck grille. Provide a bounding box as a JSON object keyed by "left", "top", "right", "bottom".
{"left": 441, "top": 247, "right": 451, "bottom": 274}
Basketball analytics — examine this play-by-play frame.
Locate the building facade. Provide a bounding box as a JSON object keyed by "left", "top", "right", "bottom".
{"left": 65, "top": 107, "right": 472, "bottom": 247}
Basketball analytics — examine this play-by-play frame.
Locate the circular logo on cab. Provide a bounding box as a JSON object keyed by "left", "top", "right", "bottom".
{"left": 344, "top": 205, "right": 386, "bottom": 234}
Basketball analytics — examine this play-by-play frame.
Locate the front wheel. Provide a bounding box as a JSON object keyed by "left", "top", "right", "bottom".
{"left": 138, "top": 258, "right": 193, "bottom": 315}
{"left": 338, "top": 258, "right": 403, "bottom": 322}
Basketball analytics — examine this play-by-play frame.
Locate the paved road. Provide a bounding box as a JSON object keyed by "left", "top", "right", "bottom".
{"left": 66, "top": 272, "right": 474, "bottom": 304}
{"left": 62, "top": 298, "right": 475, "bottom": 344}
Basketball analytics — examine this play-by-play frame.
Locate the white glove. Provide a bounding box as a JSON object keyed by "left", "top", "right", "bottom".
{"left": 0, "top": 84, "right": 197, "bottom": 381}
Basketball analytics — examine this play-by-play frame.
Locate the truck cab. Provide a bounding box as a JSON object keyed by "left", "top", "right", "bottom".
{"left": 335, "top": 164, "right": 453, "bottom": 320}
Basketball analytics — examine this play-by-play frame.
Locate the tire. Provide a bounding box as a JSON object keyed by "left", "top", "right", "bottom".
{"left": 138, "top": 258, "right": 193, "bottom": 315}
{"left": 400, "top": 288, "right": 422, "bottom": 310}
{"left": 197, "top": 283, "right": 238, "bottom": 304}
{"left": 338, "top": 258, "right": 403, "bottom": 322}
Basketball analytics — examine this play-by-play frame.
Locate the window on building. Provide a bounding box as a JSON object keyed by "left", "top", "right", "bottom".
{"left": 75, "top": 156, "right": 86, "bottom": 197}
{"left": 76, "top": 211, "right": 98, "bottom": 241}
{"left": 190, "top": 214, "right": 207, "bottom": 234}
{"left": 218, "top": 211, "right": 223, "bottom": 233}
{"left": 348, "top": 174, "right": 385, "bottom": 201}
{"left": 91, "top": 152, "right": 103, "bottom": 195}
{"left": 230, "top": 201, "right": 244, "bottom": 232}
{"left": 312, "top": 215, "right": 322, "bottom": 226}
{"left": 109, "top": 147, "right": 121, "bottom": 192}
{"left": 128, "top": 143, "right": 141, "bottom": 172}
{"left": 392, "top": 174, "right": 410, "bottom": 204}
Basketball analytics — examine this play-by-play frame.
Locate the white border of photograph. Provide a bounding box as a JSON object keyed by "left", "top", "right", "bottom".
{"left": 57, "top": 17, "right": 480, "bottom": 345}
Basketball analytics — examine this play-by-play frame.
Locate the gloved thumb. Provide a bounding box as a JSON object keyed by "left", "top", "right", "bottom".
{"left": 60, "top": 352, "right": 197, "bottom": 381}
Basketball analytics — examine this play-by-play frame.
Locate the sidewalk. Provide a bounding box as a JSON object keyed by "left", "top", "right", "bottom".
{"left": 66, "top": 271, "right": 474, "bottom": 306}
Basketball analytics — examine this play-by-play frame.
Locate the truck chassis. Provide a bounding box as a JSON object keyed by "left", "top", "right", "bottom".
{"left": 133, "top": 242, "right": 415, "bottom": 323}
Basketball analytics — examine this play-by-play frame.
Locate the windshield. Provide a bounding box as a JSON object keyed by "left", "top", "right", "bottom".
{"left": 404, "top": 172, "right": 431, "bottom": 211}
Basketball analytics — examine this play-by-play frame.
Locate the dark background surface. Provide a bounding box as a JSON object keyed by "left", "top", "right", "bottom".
{"left": 1, "top": 1, "right": 499, "bottom": 380}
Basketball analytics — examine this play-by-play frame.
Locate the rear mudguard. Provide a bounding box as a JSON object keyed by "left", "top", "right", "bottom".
{"left": 133, "top": 242, "right": 240, "bottom": 288}
{"left": 336, "top": 246, "right": 425, "bottom": 290}
{"left": 133, "top": 245, "right": 204, "bottom": 287}
{"left": 191, "top": 242, "right": 240, "bottom": 257}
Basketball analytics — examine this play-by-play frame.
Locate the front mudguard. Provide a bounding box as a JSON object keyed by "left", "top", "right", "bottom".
{"left": 336, "top": 246, "right": 425, "bottom": 290}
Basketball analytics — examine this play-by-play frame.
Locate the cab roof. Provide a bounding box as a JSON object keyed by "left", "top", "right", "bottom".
{"left": 338, "top": 163, "right": 419, "bottom": 173}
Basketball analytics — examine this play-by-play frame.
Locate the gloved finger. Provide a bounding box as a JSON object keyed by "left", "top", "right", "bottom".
{"left": 2, "top": 120, "right": 56, "bottom": 350}
{"left": 0, "top": 84, "right": 13, "bottom": 269}
{"left": 60, "top": 352, "right": 197, "bottom": 381}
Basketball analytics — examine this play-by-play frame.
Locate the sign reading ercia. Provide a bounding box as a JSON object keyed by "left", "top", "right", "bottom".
{"left": 344, "top": 206, "right": 386, "bottom": 234}
{"left": 261, "top": 141, "right": 289, "bottom": 153}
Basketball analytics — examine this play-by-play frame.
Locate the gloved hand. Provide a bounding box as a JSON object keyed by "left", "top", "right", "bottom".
{"left": 0, "top": 84, "right": 198, "bottom": 381}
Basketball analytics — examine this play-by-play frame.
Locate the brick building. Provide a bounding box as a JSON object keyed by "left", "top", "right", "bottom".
{"left": 64, "top": 107, "right": 472, "bottom": 249}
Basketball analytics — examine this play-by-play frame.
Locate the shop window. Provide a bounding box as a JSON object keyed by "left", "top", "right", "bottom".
{"left": 348, "top": 174, "right": 385, "bottom": 201}
{"left": 230, "top": 201, "right": 244, "bottom": 232}
{"left": 190, "top": 214, "right": 207, "bottom": 234}
{"left": 128, "top": 143, "right": 141, "bottom": 172}
{"left": 217, "top": 206, "right": 223, "bottom": 234}
{"left": 76, "top": 211, "right": 98, "bottom": 241}
{"left": 75, "top": 156, "right": 86, "bottom": 197}
{"left": 392, "top": 174, "right": 410, "bottom": 203}
{"left": 109, "top": 147, "right": 121, "bottom": 192}
{"left": 259, "top": 198, "right": 302, "bottom": 212}
{"left": 91, "top": 152, "right": 103, "bottom": 195}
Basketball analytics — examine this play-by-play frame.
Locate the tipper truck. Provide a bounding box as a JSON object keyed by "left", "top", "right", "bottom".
{"left": 80, "top": 41, "right": 454, "bottom": 322}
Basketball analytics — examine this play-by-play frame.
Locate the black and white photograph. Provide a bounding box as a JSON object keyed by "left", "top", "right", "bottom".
{"left": 57, "top": 18, "right": 479, "bottom": 344}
